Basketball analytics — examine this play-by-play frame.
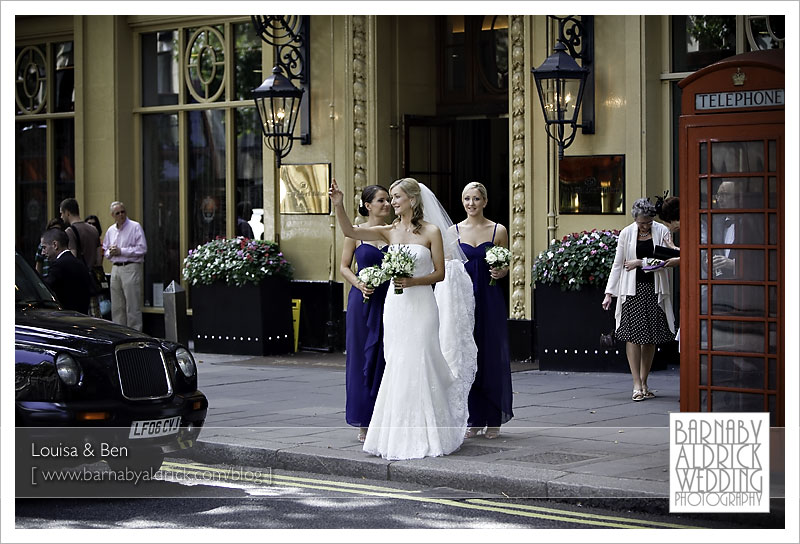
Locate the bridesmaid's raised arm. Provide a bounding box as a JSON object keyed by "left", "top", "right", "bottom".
{"left": 329, "top": 179, "right": 388, "bottom": 243}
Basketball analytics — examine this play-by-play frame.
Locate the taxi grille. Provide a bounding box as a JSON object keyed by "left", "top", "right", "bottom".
{"left": 115, "top": 344, "right": 172, "bottom": 400}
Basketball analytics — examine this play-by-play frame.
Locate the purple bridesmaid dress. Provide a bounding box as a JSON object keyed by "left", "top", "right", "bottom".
{"left": 458, "top": 224, "right": 514, "bottom": 427}
{"left": 345, "top": 243, "right": 388, "bottom": 427}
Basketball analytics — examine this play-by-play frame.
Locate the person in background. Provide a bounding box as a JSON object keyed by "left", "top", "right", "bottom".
{"left": 85, "top": 215, "right": 105, "bottom": 267}
{"left": 339, "top": 185, "right": 392, "bottom": 442}
{"left": 602, "top": 198, "right": 676, "bottom": 402}
{"left": 456, "top": 182, "right": 513, "bottom": 440}
{"left": 103, "top": 201, "right": 147, "bottom": 331}
{"left": 35, "top": 217, "right": 66, "bottom": 277}
{"left": 40, "top": 227, "right": 94, "bottom": 314}
{"left": 657, "top": 195, "right": 681, "bottom": 350}
{"left": 85, "top": 214, "right": 111, "bottom": 319}
{"left": 236, "top": 201, "right": 255, "bottom": 239}
{"left": 60, "top": 198, "right": 102, "bottom": 317}
{"left": 60, "top": 198, "right": 100, "bottom": 268}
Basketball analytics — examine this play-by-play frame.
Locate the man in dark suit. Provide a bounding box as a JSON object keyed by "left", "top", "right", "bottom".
{"left": 40, "top": 228, "right": 94, "bottom": 314}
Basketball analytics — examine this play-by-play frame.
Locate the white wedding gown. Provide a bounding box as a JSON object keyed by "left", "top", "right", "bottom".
{"left": 363, "top": 244, "right": 477, "bottom": 460}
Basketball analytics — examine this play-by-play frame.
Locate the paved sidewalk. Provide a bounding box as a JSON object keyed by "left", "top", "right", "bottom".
{"left": 183, "top": 349, "right": 694, "bottom": 502}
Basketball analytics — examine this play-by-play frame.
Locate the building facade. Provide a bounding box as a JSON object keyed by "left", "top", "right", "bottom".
{"left": 14, "top": 14, "right": 786, "bottom": 420}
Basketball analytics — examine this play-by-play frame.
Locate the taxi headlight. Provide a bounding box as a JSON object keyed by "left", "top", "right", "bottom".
{"left": 55, "top": 353, "right": 81, "bottom": 386}
{"left": 175, "top": 347, "right": 196, "bottom": 378}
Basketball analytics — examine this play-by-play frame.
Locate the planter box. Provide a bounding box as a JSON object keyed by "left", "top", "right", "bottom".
{"left": 534, "top": 283, "right": 627, "bottom": 372}
{"left": 191, "top": 277, "right": 293, "bottom": 356}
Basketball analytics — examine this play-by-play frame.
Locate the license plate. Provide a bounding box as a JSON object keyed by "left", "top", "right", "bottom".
{"left": 129, "top": 416, "right": 181, "bottom": 439}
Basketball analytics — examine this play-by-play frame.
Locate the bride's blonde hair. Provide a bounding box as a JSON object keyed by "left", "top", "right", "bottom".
{"left": 390, "top": 177, "right": 424, "bottom": 234}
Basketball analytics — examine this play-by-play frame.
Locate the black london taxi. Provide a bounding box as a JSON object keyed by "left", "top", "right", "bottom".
{"left": 14, "top": 253, "right": 208, "bottom": 472}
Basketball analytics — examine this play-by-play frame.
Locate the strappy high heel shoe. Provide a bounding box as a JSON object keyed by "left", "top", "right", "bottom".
{"left": 464, "top": 427, "right": 481, "bottom": 439}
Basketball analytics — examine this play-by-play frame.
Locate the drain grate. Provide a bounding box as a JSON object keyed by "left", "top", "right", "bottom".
{"left": 509, "top": 451, "right": 601, "bottom": 465}
{"left": 452, "top": 445, "right": 509, "bottom": 457}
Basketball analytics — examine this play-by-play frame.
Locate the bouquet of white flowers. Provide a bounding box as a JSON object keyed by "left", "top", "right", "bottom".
{"left": 381, "top": 245, "right": 416, "bottom": 294}
{"left": 484, "top": 245, "right": 511, "bottom": 286}
{"left": 356, "top": 265, "right": 387, "bottom": 303}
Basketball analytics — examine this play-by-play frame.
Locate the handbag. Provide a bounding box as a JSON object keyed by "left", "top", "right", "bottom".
{"left": 599, "top": 330, "right": 616, "bottom": 348}
{"left": 91, "top": 266, "right": 108, "bottom": 291}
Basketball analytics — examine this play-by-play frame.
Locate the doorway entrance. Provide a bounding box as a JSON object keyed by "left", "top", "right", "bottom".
{"left": 403, "top": 115, "right": 509, "bottom": 228}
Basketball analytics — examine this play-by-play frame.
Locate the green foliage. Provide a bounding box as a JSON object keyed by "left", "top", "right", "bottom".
{"left": 531, "top": 229, "right": 619, "bottom": 291}
{"left": 182, "top": 237, "right": 293, "bottom": 286}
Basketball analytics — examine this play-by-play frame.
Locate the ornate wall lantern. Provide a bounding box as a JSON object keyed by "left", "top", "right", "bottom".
{"left": 532, "top": 16, "right": 594, "bottom": 160}
{"left": 251, "top": 15, "right": 310, "bottom": 167}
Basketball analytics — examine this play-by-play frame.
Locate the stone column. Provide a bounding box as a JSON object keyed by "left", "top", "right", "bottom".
{"left": 509, "top": 15, "right": 529, "bottom": 320}
{"left": 351, "top": 15, "right": 368, "bottom": 220}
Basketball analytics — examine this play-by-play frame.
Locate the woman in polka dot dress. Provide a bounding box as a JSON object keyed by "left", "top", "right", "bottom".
{"left": 602, "top": 198, "right": 676, "bottom": 402}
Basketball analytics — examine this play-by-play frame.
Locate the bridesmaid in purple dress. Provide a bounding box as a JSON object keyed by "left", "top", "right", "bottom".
{"left": 456, "top": 182, "right": 513, "bottom": 439}
{"left": 340, "top": 185, "right": 392, "bottom": 442}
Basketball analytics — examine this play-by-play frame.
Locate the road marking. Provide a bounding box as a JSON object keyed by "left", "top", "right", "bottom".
{"left": 162, "top": 460, "right": 421, "bottom": 493}
{"left": 160, "top": 460, "right": 708, "bottom": 529}
{"left": 466, "top": 499, "right": 704, "bottom": 529}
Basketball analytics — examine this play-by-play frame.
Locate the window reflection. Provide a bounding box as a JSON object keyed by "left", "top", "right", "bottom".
{"left": 558, "top": 155, "right": 624, "bottom": 214}
{"left": 711, "top": 355, "right": 764, "bottom": 389}
{"left": 672, "top": 15, "right": 736, "bottom": 72}
{"left": 54, "top": 119, "right": 75, "bottom": 211}
{"left": 768, "top": 358, "right": 776, "bottom": 389}
{"left": 700, "top": 354, "right": 708, "bottom": 385}
{"left": 15, "top": 121, "right": 48, "bottom": 268}
{"left": 141, "top": 30, "right": 179, "bottom": 106}
{"left": 711, "top": 141, "right": 764, "bottom": 173}
{"left": 711, "top": 319, "right": 764, "bottom": 353}
{"left": 710, "top": 248, "right": 764, "bottom": 281}
{"left": 699, "top": 178, "right": 708, "bottom": 209}
{"left": 54, "top": 41, "right": 74, "bottom": 112}
{"left": 189, "top": 109, "right": 226, "bottom": 249}
{"left": 712, "top": 285, "right": 765, "bottom": 317}
{"left": 710, "top": 214, "right": 764, "bottom": 244}
{"left": 234, "top": 23, "right": 262, "bottom": 102}
{"left": 700, "top": 320, "right": 708, "bottom": 350}
{"left": 142, "top": 114, "right": 179, "bottom": 307}
{"left": 710, "top": 390, "right": 764, "bottom": 413}
{"left": 478, "top": 15, "right": 508, "bottom": 92}
{"left": 235, "top": 107, "right": 263, "bottom": 238}
{"left": 711, "top": 177, "right": 764, "bottom": 209}
{"left": 699, "top": 142, "right": 707, "bottom": 174}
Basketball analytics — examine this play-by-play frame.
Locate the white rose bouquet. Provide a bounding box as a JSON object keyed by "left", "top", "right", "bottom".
{"left": 381, "top": 246, "right": 416, "bottom": 295}
{"left": 356, "top": 265, "right": 387, "bottom": 303}
{"left": 484, "top": 246, "right": 511, "bottom": 286}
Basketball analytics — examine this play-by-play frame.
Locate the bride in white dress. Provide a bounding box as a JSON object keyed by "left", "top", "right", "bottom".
{"left": 329, "top": 177, "right": 477, "bottom": 460}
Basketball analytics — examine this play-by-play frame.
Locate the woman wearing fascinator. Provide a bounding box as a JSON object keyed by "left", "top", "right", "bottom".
{"left": 339, "top": 185, "right": 392, "bottom": 443}
{"left": 329, "top": 177, "right": 477, "bottom": 460}
{"left": 656, "top": 193, "right": 681, "bottom": 350}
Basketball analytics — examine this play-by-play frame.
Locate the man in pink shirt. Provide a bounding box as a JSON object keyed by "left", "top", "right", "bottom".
{"left": 103, "top": 201, "right": 147, "bottom": 331}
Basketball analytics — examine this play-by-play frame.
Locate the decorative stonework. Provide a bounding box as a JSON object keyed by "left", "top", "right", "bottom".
{"left": 509, "top": 15, "right": 527, "bottom": 319}
{"left": 352, "top": 15, "right": 368, "bottom": 218}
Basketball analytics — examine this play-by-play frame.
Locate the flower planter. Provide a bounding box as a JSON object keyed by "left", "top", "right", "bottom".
{"left": 191, "top": 277, "right": 293, "bottom": 356}
{"left": 534, "top": 282, "right": 628, "bottom": 372}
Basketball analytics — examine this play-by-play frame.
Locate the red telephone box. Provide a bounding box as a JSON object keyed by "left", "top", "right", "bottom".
{"left": 678, "top": 49, "right": 784, "bottom": 426}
